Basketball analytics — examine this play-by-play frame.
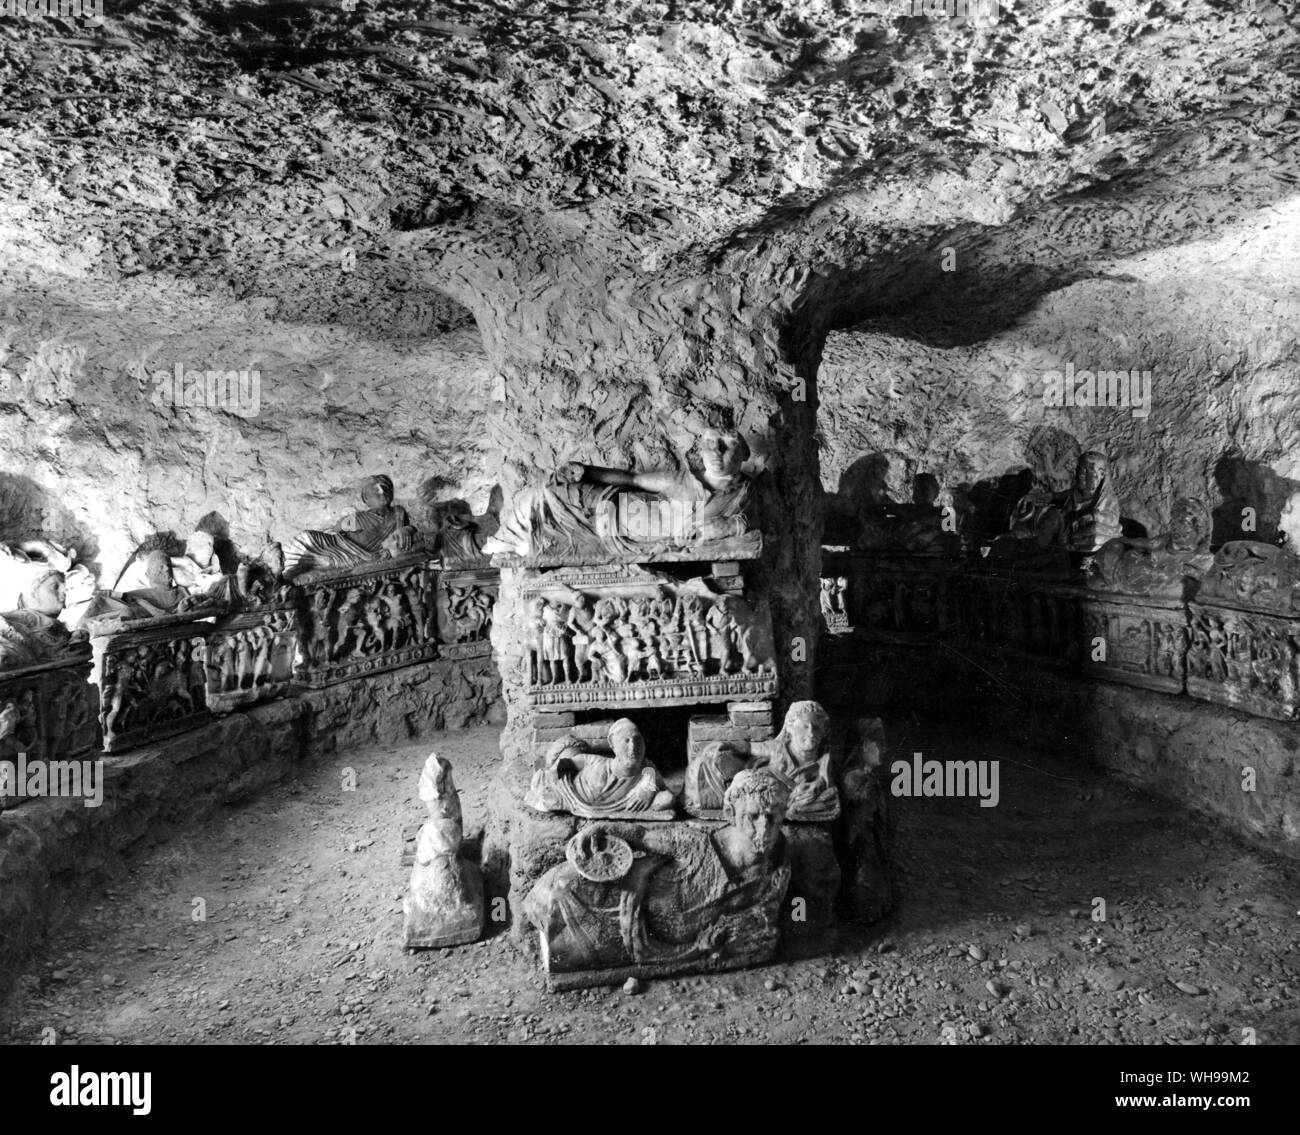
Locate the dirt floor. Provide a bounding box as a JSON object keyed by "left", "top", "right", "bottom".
{"left": 2, "top": 718, "right": 1297, "bottom": 1046}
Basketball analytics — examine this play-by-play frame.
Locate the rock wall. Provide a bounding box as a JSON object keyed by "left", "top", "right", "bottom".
{"left": 819, "top": 199, "right": 1300, "bottom": 539}
{"left": 0, "top": 263, "right": 496, "bottom": 580}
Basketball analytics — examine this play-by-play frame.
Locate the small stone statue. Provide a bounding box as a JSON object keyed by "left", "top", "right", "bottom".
{"left": 1087, "top": 496, "right": 1213, "bottom": 598}
{"left": 284, "top": 474, "right": 420, "bottom": 578}
{"left": 402, "top": 753, "right": 485, "bottom": 949}
{"left": 688, "top": 699, "right": 840, "bottom": 821}
{"left": 1060, "top": 451, "right": 1123, "bottom": 553}
{"left": 484, "top": 427, "right": 758, "bottom": 563}
{"left": 526, "top": 718, "right": 677, "bottom": 820}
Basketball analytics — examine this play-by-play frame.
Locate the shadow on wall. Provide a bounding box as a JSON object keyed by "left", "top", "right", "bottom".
{"left": 1211, "top": 453, "right": 1298, "bottom": 550}
{"left": 0, "top": 473, "right": 101, "bottom": 577}
{"left": 823, "top": 453, "right": 893, "bottom": 544}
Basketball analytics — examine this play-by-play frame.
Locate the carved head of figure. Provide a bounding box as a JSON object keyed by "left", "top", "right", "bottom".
{"left": 607, "top": 718, "right": 645, "bottom": 778}
{"left": 360, "top": 474, "right": 396, "bottom": 511}
{"left": 694, "top": 428, "right": 749, "bottom": 483}
{"left": 141, "top": 550, "right": 175, "bottom": 591}
{"left": 1279, "top": 489, "right": 1300, "bottom": 549}
{"left": 1166, "top": 497, "right": 1211, "bottom": 553}
{"left": 912, "top": 472, "right": 941, "bottom": 509}
{"left": 724, "top": 768, "right": 790, "bottom": 864}
{"left": 185, "top": 530, "right": 216, "bottom": 567}
{"left": 417, "top": 752, "right": 462, "bottom": 840}
{"left": 1074, "top": 451, "right": 1109, "bottom": 498}
{"left": 259, "top": 542, "right": 285, "bottom": 580}
{"left": 20, "top": 569, "right": 66, "bottom": 617}
{"left": 780, "top": 700, "right": 831, "bottom": 764}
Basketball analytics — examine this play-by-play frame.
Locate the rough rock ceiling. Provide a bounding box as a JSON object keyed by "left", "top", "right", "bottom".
{"left": 2, "top": 1, "right": 1298, "bottom": 340}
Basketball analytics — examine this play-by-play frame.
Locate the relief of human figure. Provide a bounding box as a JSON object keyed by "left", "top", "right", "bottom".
{"left": 283, "top": 474, "right": 419, "bottom": 579}
{"left": 525, "top": 597, "right": 546, "bottom": 684}
{"left": 332, "top": 587, "right": 364, "bottom": 660}
{"left": 688, "top": 700, "right": 840, "bottom": 821}
{"left": 526, "top": 718, "right": 676, "bottom": 819}
{"left": 379, "top": 583, "right": 407, "bottom": 650}
{"left": 539, "top": 598, "right": 572, "bottom": 683}
{"left": 586, "top": 622, "right": 622, "bottom": 683}
{"left": 614, "top": 603, "right": 644, "bottom": 681}
{"left": 565, "top": 595, "right": 593, "bottom": 682}
{"left": 362, "top": 593, "right": 386, "bottom": 655}
{"left": 484, "top": 427, "right": 757, "bottom": 563}
{"left": 524, "top": 769, "right": 791, "bottom": 982}
{"left": 402, "top": 569, "right": 428, "bottom": 644}
{"left": 819, "top": 578, "right": 837, "bottom": 621}
{"left": 307, "top": 590, "right": 332, "bottom": 665}
{"left": 678, "top": 593, "right": 708, "bottom": 672}
{"left": 705, "top": 597, "right": 738, "bottom": 673}
{"left": 269, "top": 615, "right": 296, "bottom": 681}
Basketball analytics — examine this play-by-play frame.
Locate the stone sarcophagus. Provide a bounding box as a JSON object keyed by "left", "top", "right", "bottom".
{"left": 521, "top": 564, "right": 778, "bottom": 712}
{"left": 435, "top": 568, "right": 498, "bottom": 661}
{"left": 1185, "top": 602, "right": 1299, "bottom": 721}
{"left": 846, "top": 553, "right": 961, "bottom": 639}
{"left": 1079, "top": 592, "right": 1188, "bottom": 694}
{"left": 0, "top": 648, "right": 100, "bottom": 775}
{"left": 524, "top": 784, "right": 792, "bottom": 991}
{"left": 294, "top": 551, "right": 440, "bottom": 688}
{"left": 1182, "top": 540, "right": 1300, "bottom": 721}
{"left": 204, "top": 603, "right": 300, "bottom": 712}
{"left": 953, "top": 568, "right": 1081, "bottom": 668}
{"left": 89, "top": 614, "right": 215, "bottom": 752}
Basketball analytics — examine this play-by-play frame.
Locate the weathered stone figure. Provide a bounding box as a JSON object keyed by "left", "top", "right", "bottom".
{"left": 1197, "top": 488, "right": 1300, "bottom": 613}
{"left": 1061, "top": 451, "right": 1123, "bottom": 553}
{"left": 284, "top": 474, "right": 419, "bottom": 578}
{"left": 524, "top": 768, "right": 791, "bottom": 985}
{"left": 81, "top": 551, "right": 220, "bottom": 624}
{"left": 688, "top": 699, "right": 840, "bottom": 821}
{"left": 484, "top": 427, "right": 757, "bottom": 563}
{"left": 402, "top": 753, "right": 485, "bottom": 949}
{"left": 0, "top": 552, "right": 77, "bottom": 668}
{"left": 526, "top": 717, "right": 677, "bottom": 819}
{"left": 1087, "top": 496, "right": 1213, "bottom": 597}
